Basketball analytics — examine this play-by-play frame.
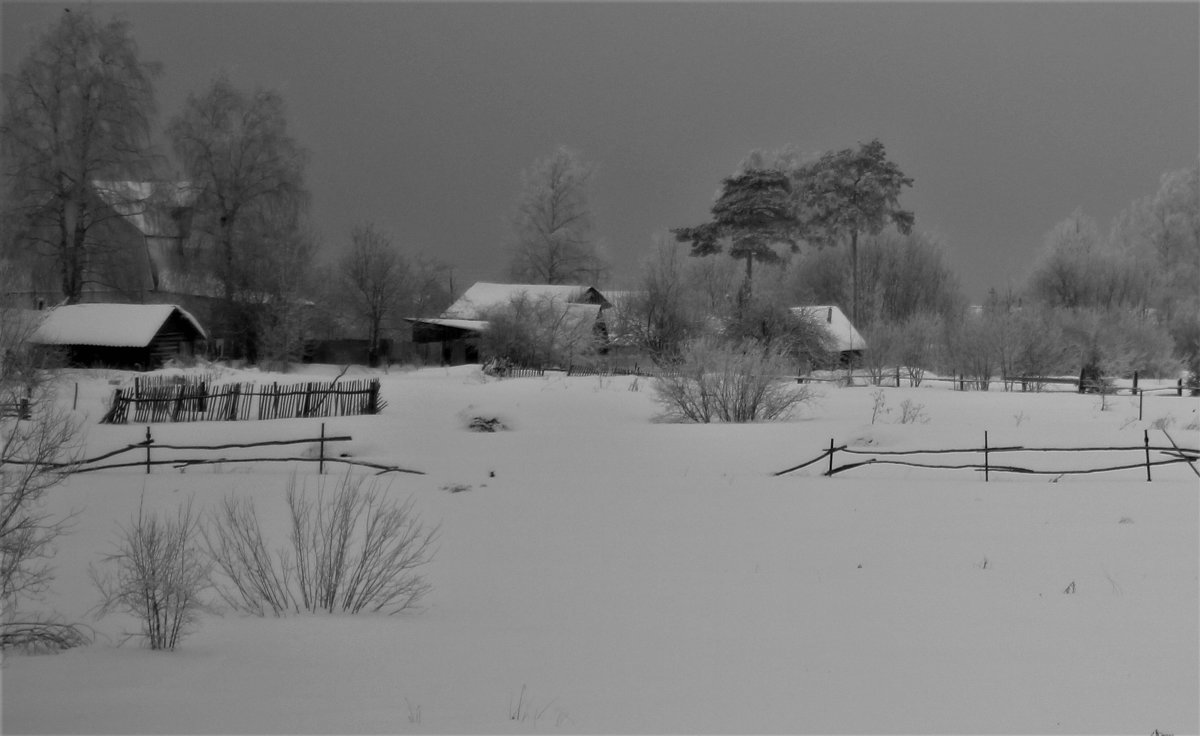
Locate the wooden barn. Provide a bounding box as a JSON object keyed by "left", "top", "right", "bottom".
{"left": 30, "top": 303, "right": 207, "bottom": 370}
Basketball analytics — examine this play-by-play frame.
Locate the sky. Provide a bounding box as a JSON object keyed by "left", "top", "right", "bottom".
{"left": 2, "top": 1, "right": 1197, "bottom": 302}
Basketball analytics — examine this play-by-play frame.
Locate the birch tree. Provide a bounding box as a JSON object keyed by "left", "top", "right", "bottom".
{"left": 507, "top": 146, "right": 606, "bottom": 285}
{"left": 0, "top": 8, "right": 160, "bottom": 303}
{"left": 167, "top": 74, "right": 308, "bottom": 358}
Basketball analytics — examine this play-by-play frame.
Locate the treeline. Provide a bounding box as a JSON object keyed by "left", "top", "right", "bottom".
{"left": 0, "top": 8, "right": 455, "bottom": 368}
{"left": 596, "top": 161, "right": 1196, "bottom": 388}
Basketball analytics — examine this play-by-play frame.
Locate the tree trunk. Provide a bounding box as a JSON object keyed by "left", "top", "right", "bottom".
{"left": 850, "top": 229, "right": 859, "bottom": 326}
{"left": 738, "top": 254, "right": 754, "bottom": 312}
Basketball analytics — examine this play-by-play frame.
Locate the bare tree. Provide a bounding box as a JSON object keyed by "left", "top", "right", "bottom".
{"left": 0, "top": 8, "right": 161, "bottom": 304}
{"left": 167, "top": 74, "right": 308, "bottom": 358}
{"left": 252, "top": 210, "right": 318, "bottom": 371}
{"left": 508, "top": 146, "right": 607, "bottom": 285}
{"left": 613, "top": 236, "right": 700, "bottom": 365}
{"left": 340, "top": 224, "right": 408, "bottom": 366}
{"left": 1, "top": 302, "right": 87, "bottom": 650}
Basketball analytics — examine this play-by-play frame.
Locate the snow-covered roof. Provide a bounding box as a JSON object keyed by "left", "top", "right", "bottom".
{"left": 409, "top": 303, "right": 602, "bottom": 335}
{"left": 441, "top": 282, "right": 607, "bottom": 320}
{"left": 31, "top": 303, "right": 207, "bottom": 347}
{"left": 406, "top": 317, "right": 489, "bottom": 332}
{"left": 790, "top": 305, "right": 866, "bottom": 353}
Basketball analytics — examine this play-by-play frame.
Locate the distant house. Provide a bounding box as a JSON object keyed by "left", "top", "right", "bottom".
{"left": 407, "top": 282, "right": 611, "bottom": 365}
{"left": 31, "top": 303, "right": 207, "bottom": 370}
{"left": 791, "top": 305, "right": 866, "bottom": 363}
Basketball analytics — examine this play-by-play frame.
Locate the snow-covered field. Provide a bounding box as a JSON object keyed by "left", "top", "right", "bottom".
{"left": 2, "top": 364, "right": 1197, "bottom": 734}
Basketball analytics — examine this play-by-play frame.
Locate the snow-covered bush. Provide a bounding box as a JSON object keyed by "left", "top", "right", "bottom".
{"left": 91, "top": 497, "right": 212, "bottom": 650}
{"left": 206, "top": 472, "right": 438, "bottom": 616}
{"left": 480, "top": 293, "right": 604, "bottom": 370}
{"left": 653, "top": 338, "right": 813, "bottom": 423}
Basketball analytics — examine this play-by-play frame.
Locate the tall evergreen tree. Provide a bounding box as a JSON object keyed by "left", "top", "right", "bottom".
{"left": 673, "top": 168, "right": 803, "bottom": 306}
{"left": 800, "top": 139, "right": 914, "bottom": 325}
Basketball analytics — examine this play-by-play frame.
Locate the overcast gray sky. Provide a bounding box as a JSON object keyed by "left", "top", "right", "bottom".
{"left": 3, "top": 1, "right": 1197, "bottom": 301}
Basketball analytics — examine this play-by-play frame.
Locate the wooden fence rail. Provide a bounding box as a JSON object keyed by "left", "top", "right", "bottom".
{"left": 775, "top": 429, "right": 1199, "bottom": 482}
{"left": 5, "top": 424, "right": 422, "bottom": 477}
{"left": 101, "top": 377, "right": 384, "bottom": 424}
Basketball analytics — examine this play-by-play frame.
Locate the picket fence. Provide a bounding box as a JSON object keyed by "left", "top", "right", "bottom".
{"left": 101, "top": 376, "right": 385, "bottom": 424}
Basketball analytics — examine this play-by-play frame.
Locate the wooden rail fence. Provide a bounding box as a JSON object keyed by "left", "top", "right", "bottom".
{"left": 101, "top": 377, "right": 385, "bottom": 424}
{"left": 775, "top": 429, "right": 1199, "bottom": 482}
{"left": 4, "top": 424, "right": 422, "bottom": 477}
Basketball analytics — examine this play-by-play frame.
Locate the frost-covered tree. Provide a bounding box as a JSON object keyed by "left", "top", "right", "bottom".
{"left": 1, "top": 8, "right": 160, "bottom": 303}
{"left": 507, "top": 146, "right": 606, "bottom": 285}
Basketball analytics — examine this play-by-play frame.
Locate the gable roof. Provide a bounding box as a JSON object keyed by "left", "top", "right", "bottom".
{"left": 790, "top": 305, "right": 866, "bottom": 352}
{"left": 31, "top": 303, "right": 207, "bottom": 348}
{"left": 441, "top": 282, "right": 609, "bottom": 320}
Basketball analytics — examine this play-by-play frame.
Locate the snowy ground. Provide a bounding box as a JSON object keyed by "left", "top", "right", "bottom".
{"left": 2, "top": 364, "right": 1197, "bottom": 734}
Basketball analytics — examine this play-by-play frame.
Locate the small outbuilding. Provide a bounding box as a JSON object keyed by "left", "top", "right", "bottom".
{"left": 31, "top": 303, "right": 207, "bottom": 370}
{"left": 791, "top": 305, "right": 866, "bottom": 363}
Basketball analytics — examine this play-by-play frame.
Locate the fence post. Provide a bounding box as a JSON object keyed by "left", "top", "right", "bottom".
{"left": 368, "top": 380, "right": 380, "bottom": 415}
{"left": 319, "top": 422, "right": 326, "bottom": 475}
{"left": 145, "top": 426, "right": 152, "bottom": 475}
{"left": 827, "top": 438, "right": 835, "bottom": 476}
{"left": 1178, "top": 378, "right": 1184, "bottom": 397}
{"left": 1144, "top": 429, "right": 1151, "bottom": 482}
{"left": 73, "top": 382, "right": 78, "bottom": 411}
{"left": 1138, "top": 388, "right": 1144, "bottom": 422}
{"left": 984, "top": 430, "right": 989, "bottom": 483}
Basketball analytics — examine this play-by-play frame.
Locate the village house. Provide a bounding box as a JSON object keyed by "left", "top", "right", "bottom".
{"left": 29, "top": 303, "right": 207, "bottom": 370}
{"left": 407, "top": 282, "right": 611, "bottom": 365}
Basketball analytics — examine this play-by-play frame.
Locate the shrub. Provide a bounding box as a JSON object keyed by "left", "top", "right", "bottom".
{"left": 91, "top": 497, "right": 212, "bottom": 650}
{"left": 480, "top": 293, "right": 603, "bottom": 369}
{"left": 654, "top": 338, "right": 814, "bottom": 423}
{"left": 206, "top": 472, "right": 438, "bottom": 616}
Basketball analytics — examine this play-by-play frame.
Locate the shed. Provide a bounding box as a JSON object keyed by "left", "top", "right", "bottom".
{"left": 31, "top": 303, "right": 207, "bottom": 370}
{"left": 791, "top": 305, "right": 866, "bottom": 360}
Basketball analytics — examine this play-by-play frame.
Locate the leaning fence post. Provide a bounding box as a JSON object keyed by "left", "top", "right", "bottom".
{"left": 1138, "top": 388, "right": 1144, "bottom": 421}
{"left": 319, "top": 422, "right": 326, "bottom": 475}
{"left": 145, "top": 426, "right": 152, "bottom": 475}
{"left": 1144, "top": 429, "right": 1151, "bottom": 482}
{"left": 827, "top": 438, "right": 835, "bottom": 476}
{"left": 984, "top": 430, "right": 989, "bottom": 483}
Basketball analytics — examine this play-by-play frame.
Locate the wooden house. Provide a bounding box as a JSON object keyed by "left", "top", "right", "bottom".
{"left": 30, "top": 303, "right": 207, "bottom": 370}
